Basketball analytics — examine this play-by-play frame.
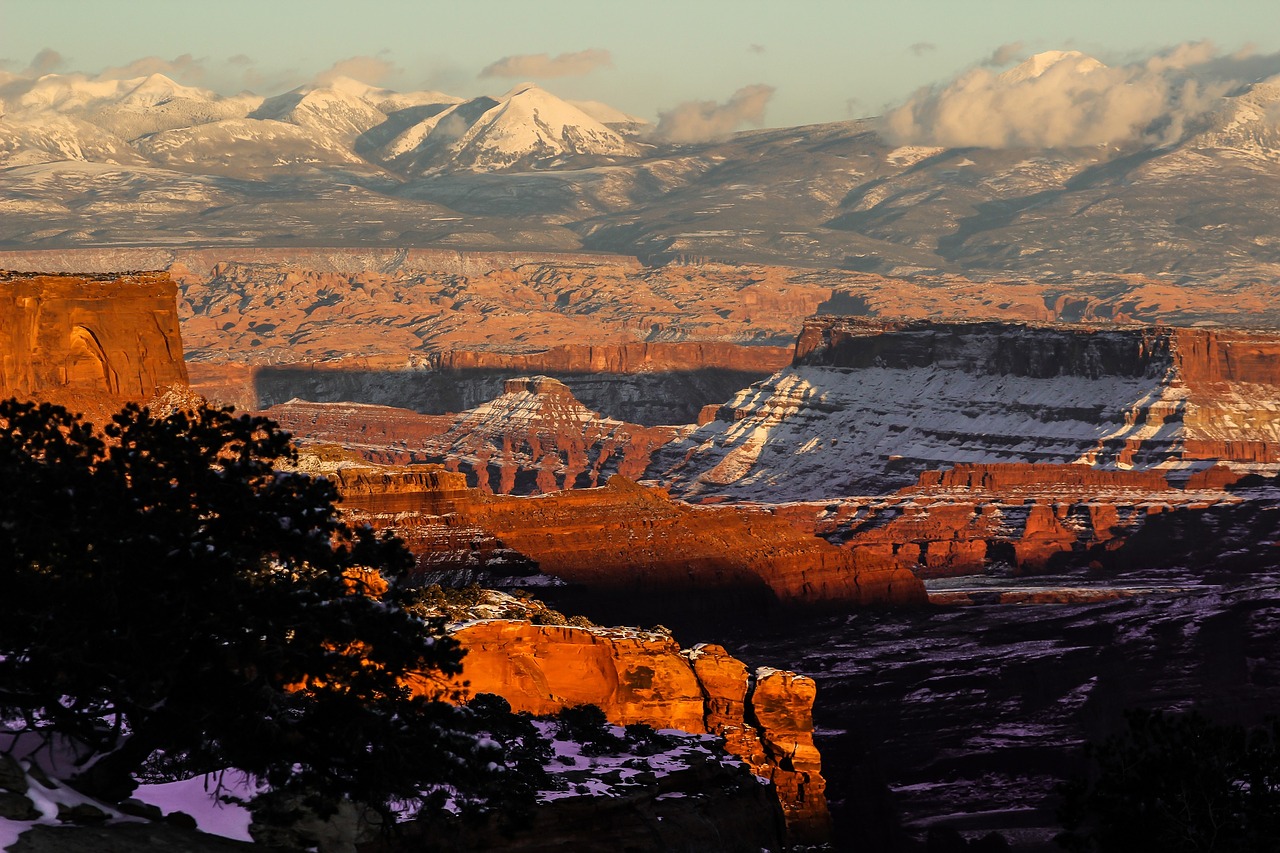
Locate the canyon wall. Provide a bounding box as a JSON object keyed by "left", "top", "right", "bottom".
{"left": 769, "top": 462, "right": 1247, "bottom": 578}
{"left": 654, "top": 318, "right": 1280, "bottom": 500}
{"left": 440, "top": 621, "right": 831, "bottom": 841}
{"left": 226, "top": 353, "right": 773, "bottom": 425}
{"left": 324, "top": 463, "right": 927, "bottom": 611}
{"left": 0, "top": 271, "right": 188, "bottom": 414}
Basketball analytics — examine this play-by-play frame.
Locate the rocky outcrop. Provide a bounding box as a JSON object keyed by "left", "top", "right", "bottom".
{"left": 768, "top": 462, "right": 1247, "bottom": 578}
{"left": 439, "top": 620, "right": 831, "bottom": 842}
{"left": 329, "top": 464, "right": 926, "bottom": 610}
{"left": 0, "top": 272, "right": 188, "bottom": 414}
{"left": 269, "top": 378, "right": 684, "bottom": 494}
{"left": 655, "top": 319, "right": 1280, "bottom": 499}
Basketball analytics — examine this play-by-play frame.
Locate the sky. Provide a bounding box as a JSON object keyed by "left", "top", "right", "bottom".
{"left": 2, "top": 0, "right": 1279, "bottom": 129}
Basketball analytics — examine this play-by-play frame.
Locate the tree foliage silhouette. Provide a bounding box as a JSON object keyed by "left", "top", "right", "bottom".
{"left": 1057, "top": 709, "right": 1280, "bottom": 853}
{"left": 0, "top": 399, "right": 502, "bottom": 822}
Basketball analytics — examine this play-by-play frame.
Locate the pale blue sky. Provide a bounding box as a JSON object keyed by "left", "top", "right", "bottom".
{"left": 2, "top": 0, "right": 1277, "bottom": 126}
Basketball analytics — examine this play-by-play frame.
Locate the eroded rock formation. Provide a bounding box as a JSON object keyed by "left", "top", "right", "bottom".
{"left": 0, "top": 271, "right": 188, "bottom": 414}
{"left": 769, "top": 462, "right": 1250, "bottom": 578}
{"left": 439, "top": 620, "right": 831, "bottom": 841}
{"left": 655, "top": 318, "right": 1280, "bottom": 499}
{"left": 269, "top": 377, "right": 684, "bottom": 494}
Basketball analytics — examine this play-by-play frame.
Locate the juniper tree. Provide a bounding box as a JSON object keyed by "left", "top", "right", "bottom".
{"left": 0, "top": 399, "right": 505, "bottom": 823}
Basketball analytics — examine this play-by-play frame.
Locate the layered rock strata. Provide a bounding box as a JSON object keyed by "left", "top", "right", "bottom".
{"left": 769, "top": 462, "right": 1248, "bottom": 578}
{"left": 327, "top": 464, "right": 926, "bottom": 610}
{"left": 0, "top": 271, "right": 188, "bottom": 413}
{"left": 654, "top": 318, "right": 1280, "bottom": 499}
{"left": 438, "top": 620, "right": 831, "bottom": 841}
{"left": 268, "top": 377, "right": 684, "bottom": 494}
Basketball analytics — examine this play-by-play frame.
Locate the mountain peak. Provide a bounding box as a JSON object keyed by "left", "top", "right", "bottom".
{"left": 500, "top": 82, "right": 543, "bottom": 100}
{"left": 999, "top": 50, "right": 1105, "bottom": 84}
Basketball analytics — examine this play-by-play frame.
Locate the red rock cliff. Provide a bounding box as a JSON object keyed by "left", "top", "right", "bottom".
{"left": 330, "top": 466, "right": 926, "bottom": 609}
{"left": 441, "top": 620, "right": 832, "bottom": 842}
{"left": 770, "top": 461, "right": 1246, "bottom": 579}
{"left": 0, "top": 272, "right": 188, "bottom": 413}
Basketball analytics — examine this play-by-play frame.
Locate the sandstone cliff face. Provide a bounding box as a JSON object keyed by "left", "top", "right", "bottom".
{"left": 655, "top": 318, "right": 1280, "bottom": 500}
{"left": 317, "top": 458, "right": 927, "bottom": 609}
{"left": 769, "top": 462, "right": 1248, "bottom": 578}
{"left": 0, "top": 272, "right": 188, "bottom": 413}
{"left": 441, "top": 620, "right": 831, "bottom": 842}
{"left": 330, "top": 465, "right": 926, "bottom": 610}
{"left": 269, "top": 377, "right": 683, "bottom": 494}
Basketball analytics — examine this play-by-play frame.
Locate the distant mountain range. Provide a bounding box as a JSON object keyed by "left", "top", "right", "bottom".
{"left": 3, "top": 52, "right": 1280, "bottom": 282}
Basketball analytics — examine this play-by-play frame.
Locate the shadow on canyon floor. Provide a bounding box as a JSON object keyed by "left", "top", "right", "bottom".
{"left": 699, "top": 571, "right": 1280, "bottom": 852}
{"left": 251, "top": 365, "right": 775, "bottom": 425}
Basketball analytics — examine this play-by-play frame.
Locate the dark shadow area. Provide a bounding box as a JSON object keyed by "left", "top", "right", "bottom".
{"left": 708, "top": 573, "right": 1280, "bottom": 852}
{"left": 817, "top": 290, "right": 874, "bottom": 315}
{"left": 253, "top": 366, "right": 776, "bottom": 425}
{"left": 354, "top": 104, "right": 455, "bottom": 158}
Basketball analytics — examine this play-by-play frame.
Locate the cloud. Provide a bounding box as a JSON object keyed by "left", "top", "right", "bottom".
{"left": 479, "top": 49, "right": 612, "bottom": 79}
{"left": 982, "top": 42, "right": 1025, "bottom": 67}
{"left": 654, "top": 84, "right": 776, "bottom": 143}
{"left": 316, "top": 55, "right": 399, "bottom": 85}
{"left": 96, "top": 54, "right": 207, "bottom": 83}
{"left": 881, "top": 42, "right": 1280, "bottom": 149}
{"left": 28, "top": 48, "right": 66, "bottom": 75}
{"left": 909, "top": 42, "right": 937, "bottom": 57}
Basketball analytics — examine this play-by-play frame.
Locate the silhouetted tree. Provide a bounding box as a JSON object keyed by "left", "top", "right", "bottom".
{"left": 1057, "top": 709, "right": 1280, "bottom": 853}
{"left": 0, "top": 399, "right": 504, "bottom": 824}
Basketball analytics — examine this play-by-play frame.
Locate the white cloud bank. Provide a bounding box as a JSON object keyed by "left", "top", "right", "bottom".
{"left": 479, "top": 49, "right": 612, "bottom": 79}
{"left": 654, "top": 84, "right": 775, "bottom": 143}
{"left": 882, "top": 42, "right": 1280, "bottom": 149}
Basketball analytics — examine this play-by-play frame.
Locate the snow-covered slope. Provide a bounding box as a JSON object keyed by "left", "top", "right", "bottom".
{"left": 649, "top": 319, "right": 1280, "bottom": 500}
{"left": 1190, "top": 75, "right": 1280, "bottom": 160}
{"left": 8, "top": 73, "right": 260, "bottom": 142}
{"left": 251, "top": 77, "right": 392, "bottom": 144}
{"left": 378, "top": 83, "right": 642, "bottom": 173}
{"left": 0, "top": 113, "right": 144, "bottom": 167}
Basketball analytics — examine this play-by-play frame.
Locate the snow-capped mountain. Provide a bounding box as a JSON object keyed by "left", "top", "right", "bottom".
{"left": 251, "top": 77, "right": 396, "bottom": 143}
{"left": 375, "top": 83, "right": 644, "bottom": 174}
{"left": 0, "top": 72, "right": 644, "bottom": 178}
{"left": 3, "top": 64, "right": 1280, "bottom": 284}
{"left": 6, "top": 73, "right": 260, "bottom": 141}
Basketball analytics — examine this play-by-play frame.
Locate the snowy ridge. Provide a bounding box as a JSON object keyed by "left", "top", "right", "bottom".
{"left": 381, "top": 83, "right": 641, "bottom": 173}
{"left": 0, "top": 71, "right": 641, "bottom": 175}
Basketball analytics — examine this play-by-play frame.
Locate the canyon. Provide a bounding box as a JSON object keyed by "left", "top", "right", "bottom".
{"left": 321, "top": 461, "right": 927, "bottom": 613}
{"left": 5, "top": 49, "right": 1280, "bottom": 851}
{"left": 6, "top": 265, "right": 1280, "bottom": 850}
